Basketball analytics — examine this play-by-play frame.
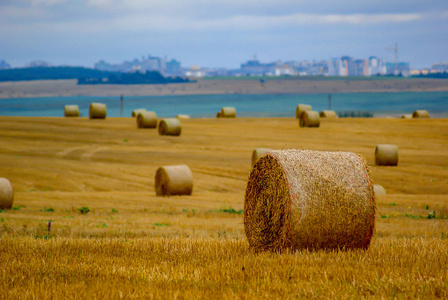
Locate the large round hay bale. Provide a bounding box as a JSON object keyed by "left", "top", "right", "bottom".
{"left": 155, "top": 165, "right": 193, "bottom": 196}
{"left": 220, "top": 107, "right": 236, "bottom": 118}
{"left": 0, "top": 178, "right": 14, "bottom": 209}
{"left": 296, "top": 104, "right": 312, "bottom": 119}
{"left": 132, "top": 108, "right": 146, "bottom": 117}
{"left": 158, "top": 118, "right": 182, "bottom": 136}
{"left": 401, "top": 114, "right": 412, "bottom": 119}
{"left": 137, "top": 111, "right": 157, "bottom": 128}
{"left": 319, "top": 110, "right": 338, "bottom": 118}
{"left": 412, "top": 110, "right": 430, "bottom": 118}
{"left": 244, "top": 149, "right": 375, "bottom": 252}
{"left": 251, "top": 148, "right": 271, "bottom": 167}
{"left": 375, "top": 144, "right": 398, "bottom": 166}
{"left": 216, "top": 112, "right": 222, "bottom": 118}
{"left": 299, "top": 111, "right": 320, "bottom": 127}
{"left": 177, "top": 114, "right": 190, "bottom": 119}
{"left": 64, "top": 105, "right": 80, "bottom": 117}
{"left": 373, "top": 184, "right": 386, "bottom": 195}
{"left": 89, "top": 103, "right": 107, "bottom": 119}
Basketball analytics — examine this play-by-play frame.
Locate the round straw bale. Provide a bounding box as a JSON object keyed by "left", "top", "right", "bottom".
{"left": 64, "top": 105, "right": 80, "bottom": 117}
{"left": 299, "top": 111, "right": 320, "bottom": 127}
{"left": 319, "top": 110, "right": 338, "bottom": 118}
{"left": 296, "top": 104, "right": 312, "bottom": 119}
{"left": 251, "top": 148, "right": 271, "bottom": 167}
{"left": 373, "top": 184, "right": 386, "bottom": 195}
{"left": 155, "top": 165, "right": 193, "bottom": 196}
{"left": 220, "top": 107, "right": 236, "bottom": 118}
{"left": 0, "top": 178, "right": 14, "bottom": 209}
{"left": 137, "top": 111, "right": 157, "bottom": 128}
{"left": 216, "top": 112, "right": 222, "bottom": 118}
{"left": 244, "top": 149, "right": 376, "bottom": 252}
{"left": 177, "top": 114, "right": 190, "bottom": 119}
{"left": 375, "top": 144, "right": 398, "bottom": 166}
{"left": 401, "top": 114, "right": 412, "bottom": 119}
{"left": 89, "top": 103, "right": 107, "bottom": 119}
{"left": 158, "top": 118, "right": 182, "bottom": 136}
{"left": 132, "top": 108, "right": 146, "bottom": 117}
{"left": 412, "top": 110, "right": 430, "bottom": 118}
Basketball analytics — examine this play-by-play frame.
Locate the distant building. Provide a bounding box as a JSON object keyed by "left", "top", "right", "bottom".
{"left": 240, "top": 59, "right": 275, "bottom": 75}
{"left": 166, "top": 59, "right": 181, "bottom": 76}
{"left": 26, "top": 60, "right": 51, "bottom": 68}
{"left": 386, "top": 62, "right": 410, "bottom": 76}
{"left": 184, "top": 66, "right": 206, "bottom": 77}
{"left": 94, "top": 55, "right": 181, "bottom": 75}
{"left": 432, "top": 62, "right": 448, "bottom": 72}
{"left": 0, "top": 60, "right": 11, "bottom": 70}
{"left": 368, "top": 56, "right": 387, "bottom": 76}
{"left": 354, "top": 59, "right": 369, "bottom": 76}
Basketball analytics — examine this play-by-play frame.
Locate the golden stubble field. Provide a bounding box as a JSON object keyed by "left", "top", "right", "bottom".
{"left": 0, "top": 116, "right": 447, "bottom": 299}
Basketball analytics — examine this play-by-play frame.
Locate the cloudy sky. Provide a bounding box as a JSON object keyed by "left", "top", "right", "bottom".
{"left": 1, "top": 0, "right": 447, "bottom": 69}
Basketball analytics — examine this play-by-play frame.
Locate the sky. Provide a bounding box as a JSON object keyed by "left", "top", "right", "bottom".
{"left": 1, "top": 0, "right": 447, "bottom": 69}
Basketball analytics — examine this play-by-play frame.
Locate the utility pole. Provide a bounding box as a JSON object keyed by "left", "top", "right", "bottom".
{"left": 120, "top": 94, "right": 123, "bottom": 117}
{"left": 328, "top": 94, "right": 331, "bottom": 110}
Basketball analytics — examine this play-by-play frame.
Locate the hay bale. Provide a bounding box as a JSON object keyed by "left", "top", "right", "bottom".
{"left": 177, "top": 115, "right": 190, "bottom": 119}
{"left": 89, "top": 103, "right": 107, "bottom": 119}
{"left": 216, "top": 112, "right": 222, "bottom": 118}
{"left": 64, "top": 105, "right": 80, "bottom": 117}
{"left": 132, "top": 108, "right": 146, "bottom": 117}
{"left": 0, "top": 178, "right": 14, "bottom": 209}
{"left": 375, "top": 144, "right": 398, "bottom": 166}
{"left": 299, "top": 111, "right": 320, "bottom": 127}
{"left": 373, "top": 184, "right": 386, "bottom": 195}
{"left": 220, "top": 107, "right": 236, "bottom": 118}
{"left": 401, "top": 114, "right": 412, "bottom": 119}
{"left": 412, "top": 110, "right": 430, "bottom": 118}
{"left": 137, "top": 111, "right": 157, "bottom": 128}
{"left": 244, "top": 149, "right": 376, "bottom": 252}
{"left": 296, "top": 104, "right": 312, "bottom": 119}
{"left": 251, "top": 148, "right": 271, "bottom": 167}
{"left": 158, "top": 118, "right": 182, "bottom": 136}
{"left": 155, "top": 165, "right": 193, "bottom": 196}
{"left": 319, "top": 110, "right": 338, "bottom": 118}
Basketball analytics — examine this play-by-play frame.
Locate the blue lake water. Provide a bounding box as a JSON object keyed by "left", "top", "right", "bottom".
{"left": 1, "top": 91, "right": 447, "bottom": 118}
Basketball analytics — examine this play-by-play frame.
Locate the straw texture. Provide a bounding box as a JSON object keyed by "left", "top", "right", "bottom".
{"left": 89, "top": 103, "right": 107, "bottom": 119}
{"left": 375, "top": 144, "right": 398, "bottom": 166}
{"left": 244, "top": 149, "right": 376, "bottom": 252}
{"left": 158, "top": 118, "right": 182, "bottom": 136}
{"left": 412, "top": 110, "right": 430, "bottom": 118}
{"left": 373, "top": 184, "right": 386, "bottom": 195}
{"left": 137, "top": 111, "right": 158, "bottom": 128}
{"left": 64, "top": 105, "right": 80, "bottom": 117}
{"left": 219, "top": 107, "right": 236, "bottom": 118}
{"left": 299, "top": 111, "right": 320, "bottom": 127}
{"left": 177, "top": 115, "right": 190, "bottom": 119}
{"left": 320, "top": 110, "right": 338, "bottom": 118}
{"left": 0, "top": 178, "right": 14, "bottom": 209}
{"left": 251, "top": 148, "right": 272, "bottom": 167}
{"left": 155, "top": 165, "right": 193, "bottom": 196}
{"left": 132, "top": 108, "right": 146, "bottom": 117}
{"left": 296, "top": 104, "right": 312, "bottom": 119}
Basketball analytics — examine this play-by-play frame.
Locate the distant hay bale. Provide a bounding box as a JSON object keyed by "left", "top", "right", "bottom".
{"left": 216, "top": 112, "right": 222, "bottom": 118}
{"left": 89, "top": 103, "right": 107, "bottom": 119}
{"left": 0, "top": 178, "right": 14, "bottom": 209}
{"left": 412, "top": 110, "right": 430, "bottom": 118}
{"left": 251, "top": 148, "right": 271, "bottom": 167}
{"left": 299, "top": 111, "right": 320, "bottom": 127}
{"left": 64, "top": 105, "right": 80, "bottom": 117}
{"left": 158, "top": 118, "right": 182, "bottom": 136}
{"left": 320, "top": 110, "right": 338, "bottom": 118}
{"left": 220, "top": 107, "right": 236, "bottom": 118}
{"left": 296, "top": 104, "right": 312, "bottom": 119}
{"left": 137, "top": 111, "right": 157, "bottom": 128}
{"left": 155, "top": 165, "right": 193, "bottom": 196}
{"left": 244, "top": 149, "right": 376, "bottom": 252}
{"left": 373, "top": 184, "right": 386, "bottom": 195}
{"left": 375, "top": 144, "right": 398, "bottom": 166}
{"left": 401, "top": 114, "right": 412, "bottom": 119}
{"left": 132, "top": 108, "right": 146, "bottom": 117}
{"left": 177, "top": 115, "right": 190, "bottom": 119}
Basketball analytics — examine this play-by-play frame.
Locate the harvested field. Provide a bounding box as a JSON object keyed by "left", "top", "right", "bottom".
{"left": 0, "top": 116, "right": 447, "bottom": 298}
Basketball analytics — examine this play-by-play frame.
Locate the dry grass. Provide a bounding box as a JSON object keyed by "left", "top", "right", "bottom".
{"left": 0, "top": 116, "right": 447, "bottom": 298}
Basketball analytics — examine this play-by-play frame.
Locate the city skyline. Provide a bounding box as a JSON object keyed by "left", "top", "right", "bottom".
{"left": 1, "top": 1, "right": 447, "bottom": 69}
